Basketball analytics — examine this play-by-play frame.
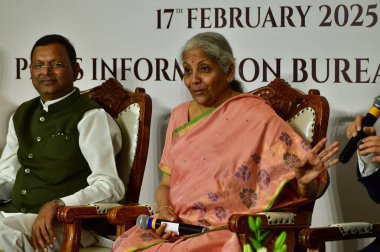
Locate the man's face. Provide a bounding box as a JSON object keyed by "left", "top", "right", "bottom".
{"left": 30, "top": 43, "right": 79, "bottom": 102}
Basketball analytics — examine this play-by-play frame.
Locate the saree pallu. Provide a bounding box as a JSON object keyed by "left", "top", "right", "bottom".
{"left": 112, "top": 94, "right": 328, "bottom": 252}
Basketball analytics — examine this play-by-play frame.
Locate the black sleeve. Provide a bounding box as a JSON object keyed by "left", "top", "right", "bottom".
{"left": 357, "top": 165, "right": 380, "bottom": 204}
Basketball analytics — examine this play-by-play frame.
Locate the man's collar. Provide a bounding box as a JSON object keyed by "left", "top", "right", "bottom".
{"left": 40, "top": 88, "right": 76, "bottom": 112}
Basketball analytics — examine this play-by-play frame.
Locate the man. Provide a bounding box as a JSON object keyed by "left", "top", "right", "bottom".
{"left": 346, "top": 115, "right": 380, "bottom": 252}
{"left": 0, "top": 34, "right": 125, "bottom": 251}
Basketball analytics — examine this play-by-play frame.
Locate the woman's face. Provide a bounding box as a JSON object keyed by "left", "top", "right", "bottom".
{"left": 182, "top": 47, "right": 234, "bottom": 107}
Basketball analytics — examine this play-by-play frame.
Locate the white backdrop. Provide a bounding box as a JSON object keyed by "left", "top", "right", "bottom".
{"left": 1, "top": 1, "right": 379, "bottom": 251}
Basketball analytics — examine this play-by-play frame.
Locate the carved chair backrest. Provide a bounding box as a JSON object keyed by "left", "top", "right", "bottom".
{"left": 248, "top": 78, "right": 329, "bottom": 148}
{"left": 81, "top": 78, "right": 152, "bottom": 203}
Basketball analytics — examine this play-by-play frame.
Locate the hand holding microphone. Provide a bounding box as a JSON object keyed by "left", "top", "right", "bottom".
{"left": 347, "top": 115, "right": 377, "bottom": 139}
{"left": 345, "top": 115, "right": 380, "bottom": 163}
{"left": 339, "top": 95, "right": 380, "bottom": 163}
{"left": 136, "top": 214, "right": 209, "bottom": 236}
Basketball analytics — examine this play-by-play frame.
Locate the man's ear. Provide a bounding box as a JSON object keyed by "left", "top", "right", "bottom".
{"left": 72, "top": 62, "right": 82, "bottom": 81}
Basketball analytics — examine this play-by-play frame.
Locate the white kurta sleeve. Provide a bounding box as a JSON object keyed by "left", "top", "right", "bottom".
{"left": 60, "top": 108, "right": 125, "bottom": 205}
{"left": 0, "top": 115, "right": 20, "bottom": 200}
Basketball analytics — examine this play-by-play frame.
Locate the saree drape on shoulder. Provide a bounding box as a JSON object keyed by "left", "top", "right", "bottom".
{"left": 112, "top": 94, "right": 328, "bottom": 252}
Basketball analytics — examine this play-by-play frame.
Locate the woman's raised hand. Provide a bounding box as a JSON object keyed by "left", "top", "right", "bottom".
{"left": 294, "top": 138, "right": 339, "bottom": 185}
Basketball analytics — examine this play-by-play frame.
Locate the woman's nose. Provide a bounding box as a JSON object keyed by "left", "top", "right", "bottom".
{"left": 191, "top": 71, "right": 201, "bottom": 84}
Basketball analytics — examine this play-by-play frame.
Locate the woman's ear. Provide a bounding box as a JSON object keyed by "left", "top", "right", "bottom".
{"left": 227, "top": 63, "right": 235, "bottom": 83}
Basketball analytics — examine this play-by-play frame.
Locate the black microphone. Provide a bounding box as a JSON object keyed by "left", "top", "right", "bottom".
{"left": 339, "top": 95, "right": 380, "bottom": 164}
{"left": 136, "top": 214, "right": 208, "bottom": 235}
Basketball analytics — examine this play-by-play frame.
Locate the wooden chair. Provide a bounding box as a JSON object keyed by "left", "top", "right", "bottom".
{"left": 228, "top": 78, "right": 330, "bottom": 251}
{"left": 299, "top": 222, "right": 380, "bottom": 251}
{"left": 57, "top": 78, "right": 152, "bottom": 252}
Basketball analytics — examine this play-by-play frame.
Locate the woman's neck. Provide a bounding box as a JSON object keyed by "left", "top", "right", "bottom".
{"left": 188, "top": 101, "right": 211, "bottom": 121}
{"left": 188, "top": 90, "right": 241, "bottom": 120}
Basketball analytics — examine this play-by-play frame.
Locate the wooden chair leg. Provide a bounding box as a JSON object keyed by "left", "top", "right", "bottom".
{"left": 60, "top": 219, "right": 82, "bottom": 252}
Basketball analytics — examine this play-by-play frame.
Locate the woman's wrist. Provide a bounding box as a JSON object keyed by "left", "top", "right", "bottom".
{"left": 157, "top": 205, "right": 173, "bottom": 213}
{"left": 297, "top": 179, "right": 318, "bottom": 198}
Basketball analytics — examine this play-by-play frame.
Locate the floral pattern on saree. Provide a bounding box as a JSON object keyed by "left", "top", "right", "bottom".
{"left": 279, "top": 131, "right": 292, "bottom": 146}
{"left": 208, "top": 192, "right": 219, "bottom": 201}
{"left": 258, "top": 169, "right": 271, "bottom": 187}
{"left": 235, "top": 164, "right": 251, "bottom": 181}
{"left": 240, "top": 188, "right": 258, "bottom": 208}
{"left": 192, "top": 201, "right": 207, "bottom": 214}
{"left": 283, "top": 152, "right": 301, "bottom": 169}
{"left": 215, "top": 206, "right": 227, "bottom": 221}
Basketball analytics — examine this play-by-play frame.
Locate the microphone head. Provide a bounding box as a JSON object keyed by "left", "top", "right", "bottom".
{"left": 373, "top": 95, "right": 380, "bottom": 109}
{"left": 136, "top": 214, "right": 150, "bottom": 229}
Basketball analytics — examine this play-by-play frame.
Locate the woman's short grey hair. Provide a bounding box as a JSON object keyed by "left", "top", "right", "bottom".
{"left": 181, "top": 32, "right": 243, "bottom": 92}
{"left": 181, "top": 32, "right": 234, "bottom": 73}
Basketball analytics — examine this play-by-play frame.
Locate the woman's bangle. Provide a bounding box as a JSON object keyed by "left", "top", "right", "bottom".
{"left": 157, "top": 205, "right": 173, "bottom": 213}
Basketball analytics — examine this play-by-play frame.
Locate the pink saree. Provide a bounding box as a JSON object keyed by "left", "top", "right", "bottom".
{"left": 112, "top": 94, "right": 328, "bottom": 252}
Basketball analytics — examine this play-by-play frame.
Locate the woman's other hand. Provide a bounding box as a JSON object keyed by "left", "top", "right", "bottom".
{"left": 155, "top": 206, "right": 178, "bottom": 239}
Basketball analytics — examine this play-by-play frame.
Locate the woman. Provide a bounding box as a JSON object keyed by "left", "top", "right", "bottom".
{"left": 112, "top": 32, "right": 339, "bottom": 252}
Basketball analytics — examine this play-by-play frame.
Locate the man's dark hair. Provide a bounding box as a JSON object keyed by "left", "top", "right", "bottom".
{"left": 30, "top": 34, "right": 76, "bottom": 62}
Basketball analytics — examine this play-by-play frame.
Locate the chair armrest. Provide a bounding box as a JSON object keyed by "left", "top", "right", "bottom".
{"left": 57, "top": 203, "right": 121, "bottom": 252}
{"left": 107, "top": 204, "right": 152, "bottom": 236}
{"left": 228, "top": 211, "right": 312, "bottom": 250}
{"left": 228, "top": 211, "right": 312, "bottom": 233}
{"left": 58, "top": 203, "right": 124, "bottom": 223}
{"left": 57, "top": 204, "right": 151, "bottom": 252}
{"left": 299, "top": 223, "right": 380, "bottom": 250}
